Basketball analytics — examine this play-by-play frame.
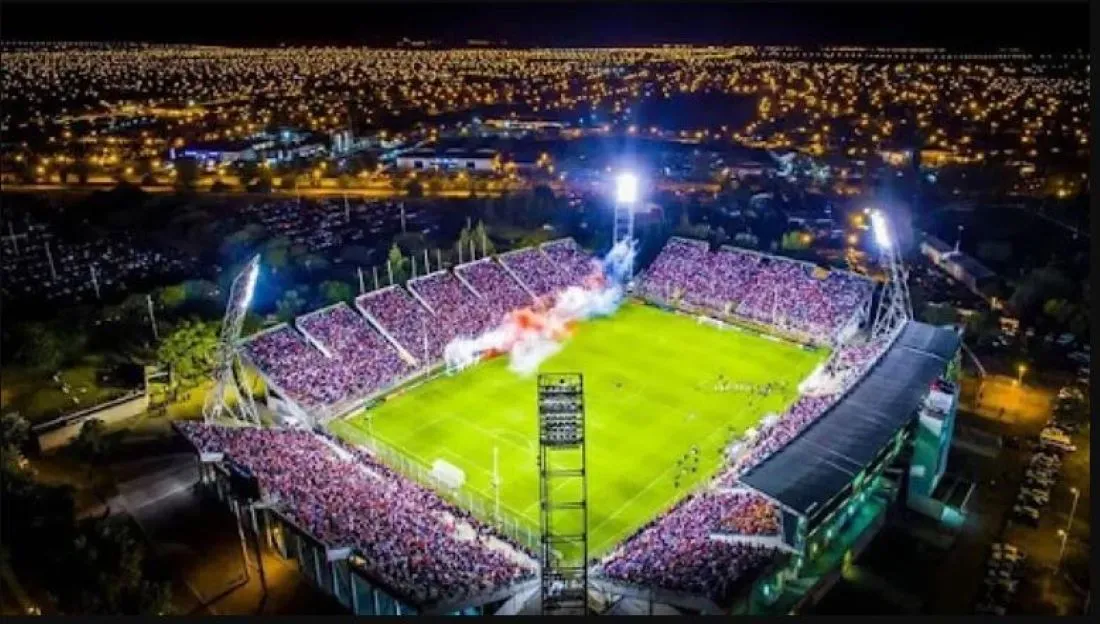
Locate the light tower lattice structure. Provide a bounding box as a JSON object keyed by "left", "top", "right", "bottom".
{"left": 611, "top": 172, "right": 639, "bottom": 278}
{"left": 536, "top": 373, "right": 589, "bottom": 616}
{"left": 869, "top": 210, "right": 912, "bottom": 340}
{"left": 204, "top": 255, "right": 262, "bottom": 425}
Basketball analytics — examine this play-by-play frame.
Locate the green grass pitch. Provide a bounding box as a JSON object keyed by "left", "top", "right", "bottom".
{"left": 331, "top": 302, "right": 826, "bottom": 560}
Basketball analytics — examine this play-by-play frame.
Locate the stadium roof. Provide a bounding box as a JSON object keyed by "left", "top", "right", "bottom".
{"left": 922, "top": 235, "right": 954, "bottom": 254}
{"left": 944, "top": 251, "right": 997, "bottom": 281}
{"left": 738, "top": 322, "right": 960, "bottom": 521}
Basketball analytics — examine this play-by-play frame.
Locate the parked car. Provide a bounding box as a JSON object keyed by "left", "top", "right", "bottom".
{"left": 976, "top": 602, "right": 1007, "bottom": 616}
{"left": 1025, "top": 476, "right": 1056, "bottom": 490}
{"left": 1031, "top": 451, "right": 1061, "bottom": 464}
{"left": 1026, "top": 466, "right": 1058, "bottom": 478}
{"left": 1012, "top": 505, "right": 1040, "bottom": 526}
{"left": 1052, "top": 420, "right": 1082, "bottom": 434}
{"left": 1018, "top": 492, "right": 1049, "bottom": 507}
{"left": 1039, "top": 428, "right": 1077, "bottom": 452}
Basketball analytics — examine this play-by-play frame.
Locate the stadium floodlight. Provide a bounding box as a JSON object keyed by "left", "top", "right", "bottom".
{"left": 615, "top": 172, "right": 639, "bottom": 205}
{"left": 240, "top": 259, "right": 260, "bottom": 312}
{"left": 869, "top": 209, "right": 892, "bottom": 249}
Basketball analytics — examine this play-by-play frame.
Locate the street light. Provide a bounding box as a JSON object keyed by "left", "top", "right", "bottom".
{"left": 1056, "top": 529, "right": 1069, "bottom": 569}
{"left": 1017, "top": 364, "right": 1028, "bottom": 385}
{"left": 1066, "top": 486, "right": 1080, "bottom": 533}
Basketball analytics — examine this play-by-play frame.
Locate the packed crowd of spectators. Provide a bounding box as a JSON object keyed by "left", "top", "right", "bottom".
{"left": 356, "top": 287, "right": 449, "bottom": 363}
{"left": 541, "top": 238, "right": 598, "bottom": 287}
{"left": 498, "top": 247, "right": 574, "bottom": 298}
{"left": 176, "top": 422, "right": 535, "bottom": 605}
{"left": 297, "top": 303, "right": 413, "bottom": 396}
{"left": 407, "top": 272, "right": 496, "bottom": 343}
{"left": 454, "top": 259, "right": 534, "bottom": 322}
{"left": 637, "top": 237, "right": 873, "bottom": 342}
{"left": 718, "top": 493, "right": 782, "bottom": 536}
{"left": 596, "top": 490, "right": 779, "bottom": 602}
{"left": 239, "top": 244, "right": 600, "bottom": 414}
{"left": 634, "top": 238, "right": 712, "bottom": 304}
{"left": 242, "top": 326, "right": 355, "bottom": 410}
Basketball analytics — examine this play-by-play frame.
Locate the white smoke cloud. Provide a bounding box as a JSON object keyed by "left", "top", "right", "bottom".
{"left": 444, "top": 239, "right": 637, "bottom": 377}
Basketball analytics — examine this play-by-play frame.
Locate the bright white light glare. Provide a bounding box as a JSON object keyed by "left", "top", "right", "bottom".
{"left": 870, "top": 210, "right": 892, "bottom": 249}
{"left": 240, "top": 261, "right": 260, "bottom": 311}
{"left": 615, "top": 172, "right": 639, "bottom": 204}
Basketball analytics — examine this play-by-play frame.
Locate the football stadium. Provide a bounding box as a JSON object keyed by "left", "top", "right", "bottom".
{"left": 332, "top": 301, "right": 827, "bottom": 559}
{"left": 177, "top": 206, "right": 963, "bottom": 615}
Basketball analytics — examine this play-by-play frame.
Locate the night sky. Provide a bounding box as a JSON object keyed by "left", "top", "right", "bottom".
{"left": 2, "top": 1, "right": 1089, "bottom": 49}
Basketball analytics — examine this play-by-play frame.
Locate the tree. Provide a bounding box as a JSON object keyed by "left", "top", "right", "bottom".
{"left": 157, "top": 284, "right": 188, "bottom": 310}
{"left": 921, "top": 302, "right": 958, "bottom": 327}
{"left": 340, "top": 244, "right": 373, "bottom": 267}
{"left": 14, "top": 322, "right": 65, "bottom": 371}
{"left": 276, "top": 290, "right": 306, "bottom": 322}
{"left": 780, "top": 231, "right": 811, "bottom": 251}
{"left": 1043, "top": 298, "right": 1069, "bottom": 323}
{"left": 426, "top": 177, "right": 443, "bottom": 196}
{"left": 387, "top": 243, "right": 409, "bottom": 285}
{"left": 263, "top": 236, "right": 292, "bottom": 273}
{"left": 320, "top": 280, "right": 353, "bottom": 304}
{"left": 222, "top": 224, "right": 266, "bottom": 255}
{"left": 1010, "top": 266, "right": 1074, "bottom": 319}
{"left": 54, "top": 515, "right": 172, "bottom": 614}
{"left": 296, "top": 253, "right": 330, "bottom": 273}
{"left": 174, "top": 158, "right": 199, "bottom": 189}
{"left": 4, "top": 410, "right": 173, "bottom": 614}
{"left": 976, "top": 240, "right": 1012, "bottom": 265}
{"left": 246, "top": 177, "right": 273, "bottom": 194}
{"left": 70, "top": 418, "right": 114, "bottom": 464}
{"left": 239, "top": 161, "right": 259, "bottom": 185}
{"left": 349, "top": 152, "right": 379, "bottom": 176}
{"left": 456, "top": 224, "right": 472, "bottom": 257}
{"left": 733, "top": 231, "right": 759, "bottom": 249}
{"left": 155, "top": 319, "right": 218, "bottom": 388}
{"left": 0, "top": 412, "right": 30, "bottom": 458}
{"left": 473, "top": 220, "right": 496, "bottom": 255}
{"left": 181, "top": 279, "right": 219, "bottom": 303}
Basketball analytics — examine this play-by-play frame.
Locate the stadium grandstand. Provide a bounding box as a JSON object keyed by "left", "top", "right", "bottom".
{"left": 178, "top": 235, "right": 962, "bottom": 616}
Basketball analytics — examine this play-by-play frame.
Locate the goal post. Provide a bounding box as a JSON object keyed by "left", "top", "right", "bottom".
{"left": 430, "top": 458, "right": 466, "bottom": 489}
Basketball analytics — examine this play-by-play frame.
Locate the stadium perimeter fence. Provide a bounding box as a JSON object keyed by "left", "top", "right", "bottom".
{"left": 358, "top": 431, "right": 541, "bottom": 555}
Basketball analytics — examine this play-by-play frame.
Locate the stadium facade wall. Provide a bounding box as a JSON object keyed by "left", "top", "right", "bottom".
{"left": 188, "top": 441, "right": 503, "bottom": 616}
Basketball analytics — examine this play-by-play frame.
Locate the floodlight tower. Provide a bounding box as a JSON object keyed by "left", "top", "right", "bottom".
{"left": 537, "top": 373, "right": 589, "bottom": 616}
{"left": 869, "top": 209, "right": 912, "bottom": 340}
{"left": 612, "top": 171, "right": 639, "bottom": 278}
{"left": 204, "top": 255, "right": 262, "bottom": 425}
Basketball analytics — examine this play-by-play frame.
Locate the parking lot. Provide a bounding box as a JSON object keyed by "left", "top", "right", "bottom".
{"left": 966, "top": 381, "right": 1089, "bottom": 616}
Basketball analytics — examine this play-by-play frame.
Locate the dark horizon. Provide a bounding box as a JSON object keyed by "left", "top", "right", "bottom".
{"left": 1, "top": 1, "right": 1089, "bottom": 50}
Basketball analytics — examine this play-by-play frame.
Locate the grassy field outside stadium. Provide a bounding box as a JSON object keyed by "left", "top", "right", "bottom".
{"left": 330, "top": 302, "right": 826, "bottom": 561}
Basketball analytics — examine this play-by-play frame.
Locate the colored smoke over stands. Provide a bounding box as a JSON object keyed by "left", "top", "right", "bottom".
{"left": 444, "top": 239, "right": 637, "bottom": 376}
